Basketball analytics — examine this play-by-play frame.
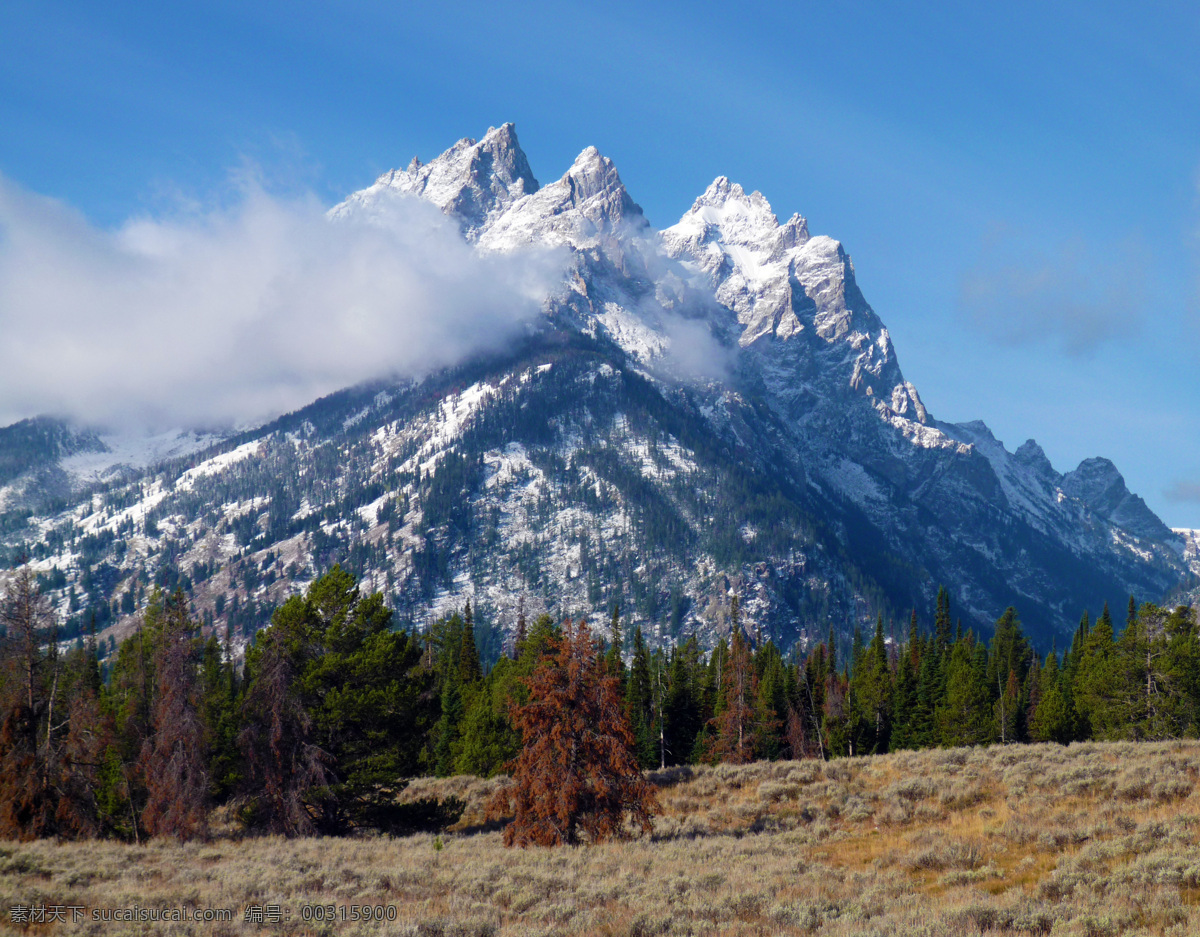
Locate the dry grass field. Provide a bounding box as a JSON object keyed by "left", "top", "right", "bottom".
{"left": 3, "top": 741, "right": 1200, "bottom": 936}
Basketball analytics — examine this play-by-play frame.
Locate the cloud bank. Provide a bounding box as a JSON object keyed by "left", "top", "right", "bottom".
{"left": 1165, "top": 481, "right": 1200, "bottom": 504}
{"left": 0, "top": 177, "right": 566, "bottom": 430}
{"left": 960, "top": 231, "right": 1147, "bottom": 356}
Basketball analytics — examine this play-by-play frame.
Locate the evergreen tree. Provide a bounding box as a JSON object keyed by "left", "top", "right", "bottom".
{"left": 625, "top": 626, "right": 656, "bottom": 768}
{"left": 454, "top": 670, "right": 519, "bottom": 777}
{"left": 605, "top": 603, "right": 626, "bottom": 686}
{"left": 753, "top": 642, "right": 787, "bottom": 760}
{"left": 513, "top": 596, "right": 527, "bottom": 660}
{"left": 934, "top": 586, "right": 953, "bottom": 649}
{"left": 434, "top": 677, "right": 465, "bottom": 777}
{"left": 662, "top": 644, "right": 701, "bottom": 766}
{"left": 459, "top": 601, "right": 482, "bottom": 686}
{"left": 937, "top": 634, "right": 993, "bottom": 746}
{"left": 199, "top": 634, "right": 241, "bottom": 801}
{"left": 910, "top": 640, "right": 942, "bottom": 748}
{"left": 1028, "top": 651, "right": 1073, "bottom": 743}
{"left": 888, "top": 651, "right": 918, "bottom": 751}
{"left": 705, "top": 626, "right": 759, "bottom": 763}
{"left": 853, "top": 616, "right": 892, "bottom": 754}
{"left": 239, "top": 566, "right": 431, "bottom": 835}
{"left": 139, "top": 590, "right": 208, "bottom": 840}
{"left": 487, "top": 618, "right": 658, "bottom": 846}
{"left": 1074, "top": 602, "right": 1121, "bottom": 739}
{"left": 1117, "top": 603, "right": 1182, "bottom": 740}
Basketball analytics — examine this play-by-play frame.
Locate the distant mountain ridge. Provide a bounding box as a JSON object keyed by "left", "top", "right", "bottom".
{"left": 1, "top": 124, "right": 1194, "bottom": 653}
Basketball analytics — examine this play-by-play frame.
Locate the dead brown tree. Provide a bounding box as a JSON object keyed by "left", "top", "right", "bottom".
{"left": 488, "top": 617, "right": 658, "bottom": 846}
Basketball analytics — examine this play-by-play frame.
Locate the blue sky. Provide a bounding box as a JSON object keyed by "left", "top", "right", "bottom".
{"left": 2, "top": 1, "right": 1199, "bottom": 527}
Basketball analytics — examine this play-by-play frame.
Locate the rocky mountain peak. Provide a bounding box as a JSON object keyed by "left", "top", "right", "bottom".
{"left": 673, "top": 177, "right": 808, "bottom": 261}
{"left": 475, "top": 145, "right": 644, "bottom": 252}
{"left": 332, "top": 122, "right": 538, "bottom": 240}
{"left": 1013, "top": 439, "right": 1057, "bottom": 480}
{"left": 1062, "top": 457, "right": 1175, "bottom": 542}
{"left": 558, "top": 146, "right": 642, "bottom": 226}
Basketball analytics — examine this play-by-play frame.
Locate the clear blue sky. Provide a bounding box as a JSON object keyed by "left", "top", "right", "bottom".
{"left": 3, "top": 1, "right": 1199, "bottom": 527}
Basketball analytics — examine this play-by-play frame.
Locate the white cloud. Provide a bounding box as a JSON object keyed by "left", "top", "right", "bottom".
{"left": 960, "top": 229, "right": 1148, "bottom": 356}
{"left": 1165, "top": 481, "right": 1200, "bottom": 504}
{"left": 0, "top": 177, "right": 567, "bottom": 430}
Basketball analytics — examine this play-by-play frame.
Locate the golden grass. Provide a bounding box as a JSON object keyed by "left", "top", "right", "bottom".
{"left": 3, "top": 740, "right": 1200, "bottom": 935}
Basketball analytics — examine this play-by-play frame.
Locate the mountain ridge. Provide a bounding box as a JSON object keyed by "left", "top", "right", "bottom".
{"left": 0, "top": 123, "right": 1194, "bottom": 655}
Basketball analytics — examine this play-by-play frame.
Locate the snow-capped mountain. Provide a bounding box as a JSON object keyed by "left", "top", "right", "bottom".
{"left": 1, "top": 124, "right": 1192, "bottom": 655}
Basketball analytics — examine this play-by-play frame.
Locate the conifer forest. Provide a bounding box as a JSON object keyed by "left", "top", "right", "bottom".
{"left": 3, "top": 557, "right": 1198, "bottom": 845}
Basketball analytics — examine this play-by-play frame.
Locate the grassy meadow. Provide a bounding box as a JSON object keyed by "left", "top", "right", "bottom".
{"left": 3, "top": 740, "right": 1200, "bottom": 936}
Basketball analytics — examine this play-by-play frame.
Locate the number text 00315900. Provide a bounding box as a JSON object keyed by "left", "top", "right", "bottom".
{"left": 300, "top": 905, "right": 398, "bottom": 923}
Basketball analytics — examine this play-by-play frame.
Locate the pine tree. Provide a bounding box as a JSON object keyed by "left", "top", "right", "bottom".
{"left": 662, "top": 644, "right": 701, "bottom": 766}
{"left": 908, "top": 609, "right": 922, "bottom": 671}
{"left": 625, "top": 626, "right": 656, "bottom": 768}
{"left": 853, "top": 616, "right": 892, "bottom": 754}
{"left": 705, "top": 626, "right": 760, "bottom": 763}
{"left": 888, "top": 651, "right": 918, "bottom": 751}
{"left": 605, "top": 603, "right": 626, "bottom": 685}
{"left": 937, "top": 634, "right": 993, "bottom": 746}
{"left": 910, "top": 640, "right": 942, "bottom": 748}
{"left": 1028, "top": 652, "right": 1073, "bottom": 743}
{"left": 753, "top": 642, "right": 787, "bottom": 760}
{"left": 239, "top": 566, "right": 431, "bottom": 835}
{"left": 199, "top": 635, "right": 241, "bottom": 801}
{"left": 513, "top": 596, "right": 527, "bottom": 660}
{"left": 139, "top": 590, "right": 208, "bottom": 840}
{"left": 454, "top": 665, "right": 519, "bottom": 778}
{"left": 434, "top": 677, "right": 465, "bottom": 777}
{"left": 487, "top": 618, "right": 658, "bottom": 846}
{"left": 1074, "top": 602, "right": 1121, "bottom": 739}
{"left": 459, "top": 601, "right": 482, "bottom": 686}
{"left": 934, "top": 586, "right": 953, "bottom": 649}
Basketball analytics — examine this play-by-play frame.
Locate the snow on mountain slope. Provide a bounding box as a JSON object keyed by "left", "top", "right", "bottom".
{"left": 61, "top": 428, "right": 225, "bottom": 485}
{"left": 1177, "top": 528, "right": 1200, "bottom": 577}
{"left": 3, "top": 122, "right": 1192, "bottom": 656}
{"left": 270, "top": 124, "right": 1200, "bottom": 640}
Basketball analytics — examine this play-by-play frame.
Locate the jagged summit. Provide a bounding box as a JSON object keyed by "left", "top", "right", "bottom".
{"left": 331, "top": 122, "right": 538, "bottom": 239}
{"left": 1013, "top": 439, "right": 1057, "bottom": 480}
{"left": 1062, "top": 457, "right": 1175, "bottom": 543}
{"left": 680, "top": 177, "right": 809, "bottom": 262}
{"left": 476, "top": 145, "right": 645, "bottom": 252}
{"left": 662, "top": 174, "right": 926, "bottom": 441}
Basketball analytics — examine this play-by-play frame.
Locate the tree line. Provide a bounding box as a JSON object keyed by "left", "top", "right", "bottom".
{"left": 2, "top": 565, "right": 1197, "bottom": 843}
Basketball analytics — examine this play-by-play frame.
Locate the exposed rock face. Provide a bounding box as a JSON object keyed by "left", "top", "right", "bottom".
{"left": 331, "top": 123, "right": 539, "bottom": 239}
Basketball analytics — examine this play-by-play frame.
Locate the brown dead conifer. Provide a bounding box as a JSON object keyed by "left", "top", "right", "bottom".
{"left": 704, "top": 626, "right": 760, "bottom": 763}
{"left": 139, "top": 591, "right": 209, "bottom": 840}
{"left": 487, "top": 617, "right": 658, "bottom": 846}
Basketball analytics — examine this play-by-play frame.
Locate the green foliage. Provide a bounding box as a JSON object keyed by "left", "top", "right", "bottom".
{"left": 240, "top": 565, "right": 433, "bottom": 835}
{"left": 937, "top": 635, "right": 994, "bottom": 747}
